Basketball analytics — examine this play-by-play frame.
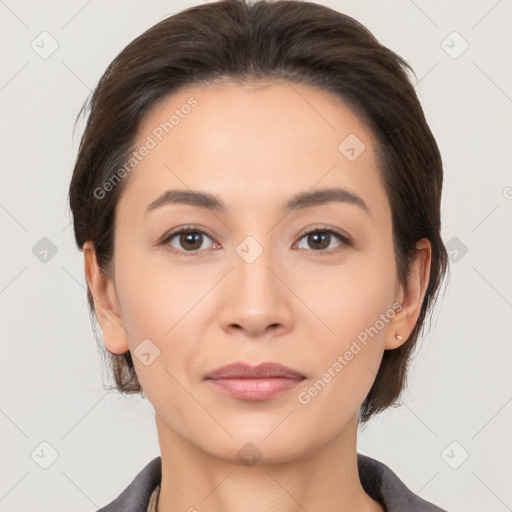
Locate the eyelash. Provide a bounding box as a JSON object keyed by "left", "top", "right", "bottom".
{"left": 158, "top": 224, "right": 353, "bottom": 256}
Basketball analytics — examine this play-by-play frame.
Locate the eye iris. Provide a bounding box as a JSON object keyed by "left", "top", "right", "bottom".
{"left": 309, "top": 232, "right": 330, "bottom": 250}
{"left": 181, "top": 231, "right": 202, "bottom": 250}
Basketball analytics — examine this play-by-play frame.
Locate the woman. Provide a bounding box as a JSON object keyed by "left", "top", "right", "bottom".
{"left": 68, "top": 0, "right": 449, "bottom": 510}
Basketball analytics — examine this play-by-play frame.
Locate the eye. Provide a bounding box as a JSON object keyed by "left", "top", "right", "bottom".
{"left": 160, "top": 226, "right": 217, "bottom": 255}
{"left": 159, "top": 225, "right": 352, "bottom": 256}
{"left": 295, "top": 226, "right": 352, "bottom": 253}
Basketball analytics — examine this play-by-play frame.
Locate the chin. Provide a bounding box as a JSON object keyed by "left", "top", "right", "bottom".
{"left": 192, "top": 427, "right": 318, "bottom": 467}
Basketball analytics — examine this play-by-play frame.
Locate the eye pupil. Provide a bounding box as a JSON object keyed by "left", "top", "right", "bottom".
{"left": 308, "top": 232, "right": 330, "bottom": 250}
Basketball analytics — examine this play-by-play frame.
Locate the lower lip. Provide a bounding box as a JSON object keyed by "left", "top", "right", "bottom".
{"left": 207, "top": 377, "right": 304, "bottom": 401}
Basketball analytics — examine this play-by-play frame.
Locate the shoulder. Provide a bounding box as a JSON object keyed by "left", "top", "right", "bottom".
{"left": 94, "top": 457, "right": 161, "bottom": 512}
{"left": 357, "top": 453, "right": 448, "bottom": 511}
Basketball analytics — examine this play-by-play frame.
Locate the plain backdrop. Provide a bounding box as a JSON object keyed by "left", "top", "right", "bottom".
{"left": 1, "top": 1, "right": 511, "bottom": 511}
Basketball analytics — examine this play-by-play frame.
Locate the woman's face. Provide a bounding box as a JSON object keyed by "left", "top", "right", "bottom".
{"left": 87, "top": 80, "right": 424, "bottom": 463}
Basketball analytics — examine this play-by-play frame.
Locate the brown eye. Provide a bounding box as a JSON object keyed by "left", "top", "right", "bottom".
{"left": 296, "top": 228, "right": 351, "bottom": 253}
{"left": 176, "top": 231, "right": 204, "bottom": 251}
{"left": 161, "top": 227, "right": 216, "bottom": 254}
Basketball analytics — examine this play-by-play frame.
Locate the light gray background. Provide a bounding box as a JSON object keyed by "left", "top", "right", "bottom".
{"left": 1, "top": 1, "right": 511, "bottom": 511}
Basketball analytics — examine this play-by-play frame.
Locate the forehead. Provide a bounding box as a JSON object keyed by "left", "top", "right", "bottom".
{"left": 138, "top": 79, "right": 374, "bottom": 150}
{"left": 119, "top": 79, "right": 386, "bottom": 217}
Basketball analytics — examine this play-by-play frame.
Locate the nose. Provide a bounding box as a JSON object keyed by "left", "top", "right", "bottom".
{"left": 217, "top": 240, "right": 294, "bottom": 338}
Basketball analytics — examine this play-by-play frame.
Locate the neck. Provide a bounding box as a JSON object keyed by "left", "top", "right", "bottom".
{"left": 155, "top": 413, "right": 383, "bottom": 512}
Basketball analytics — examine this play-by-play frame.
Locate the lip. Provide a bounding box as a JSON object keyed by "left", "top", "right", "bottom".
{"left": 205, "top": 362, "right": 306, "bottom": 401}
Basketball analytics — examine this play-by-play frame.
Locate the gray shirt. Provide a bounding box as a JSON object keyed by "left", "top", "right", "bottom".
{"left": 95, "top": 453, "right": 448, "bottom": 511}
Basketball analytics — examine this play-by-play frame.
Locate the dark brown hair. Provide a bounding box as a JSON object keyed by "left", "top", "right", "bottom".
{"left": 68, "top": 0, "right": 449, "bottom": 423}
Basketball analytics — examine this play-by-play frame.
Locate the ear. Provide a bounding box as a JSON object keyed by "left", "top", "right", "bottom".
{"left": 83, "top": 241, "right": 129, "bottom": 355}
{"left": 385, "top": 238, "right": 432, "bottom": 350}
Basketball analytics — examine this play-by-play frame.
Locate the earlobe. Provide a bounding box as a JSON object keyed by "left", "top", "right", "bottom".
{"left": 385, "top": 238, "right": 432, "bottom": 350}
{"left": 83, "top": 241, "right": 129, "bottom": 355}
{"left": 385, "top": 331, "right": 405, "bottom": 351}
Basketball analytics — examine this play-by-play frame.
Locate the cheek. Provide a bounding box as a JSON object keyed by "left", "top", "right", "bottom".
{"left": 297, "top": 249, "right": 396, "bottom": 401}
{"left": 117, "top": 269, "right": 202, "bottom": 418}
{"left": 304, "top": 251, "right": 396, "bottom": 344}
{"left": 296, "top": 292, "right": 392, "bottom": 430}
{"left": 111, "top": 253, "right": 200, "bottom": 395}
{"left": 114, "top": 240, "right": 208, "bottom": 338}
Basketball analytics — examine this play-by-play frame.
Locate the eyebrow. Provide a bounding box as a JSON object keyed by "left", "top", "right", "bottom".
{"left": 145, "top": 187, "right": 370, "bottom": 216}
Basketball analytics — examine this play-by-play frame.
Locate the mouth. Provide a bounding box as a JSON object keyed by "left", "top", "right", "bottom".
{"left": 204, "top": 362, "right": 306, "bottom": 401}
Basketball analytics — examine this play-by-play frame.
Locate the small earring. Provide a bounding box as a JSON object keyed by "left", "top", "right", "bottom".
{"left": 395, "top": 333, "right": 403, "bottom": 341}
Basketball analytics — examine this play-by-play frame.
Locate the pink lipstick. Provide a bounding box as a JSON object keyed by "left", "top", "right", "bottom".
{"left": 205, "top": 362, "right": 306, "bottom": 401}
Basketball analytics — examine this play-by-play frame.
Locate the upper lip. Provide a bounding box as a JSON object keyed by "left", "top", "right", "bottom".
{"left": 205, "top": 362, "right": 306, "bottom": 380}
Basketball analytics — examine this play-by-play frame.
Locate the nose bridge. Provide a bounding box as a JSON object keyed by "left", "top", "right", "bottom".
{"left": 234, "top": 233, "right": 279, "bottom": 304}
{"left": 218, "top": 233, "right": 293, "bottom": 335}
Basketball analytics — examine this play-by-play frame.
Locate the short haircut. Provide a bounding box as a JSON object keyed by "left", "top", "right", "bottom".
{"left": 68, "top": 0, "right": 449, "bottom": 423}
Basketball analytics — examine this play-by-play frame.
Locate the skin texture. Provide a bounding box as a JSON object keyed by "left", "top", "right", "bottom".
{"left": 83, "top": 80, "right": 431, "bottom": 512}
